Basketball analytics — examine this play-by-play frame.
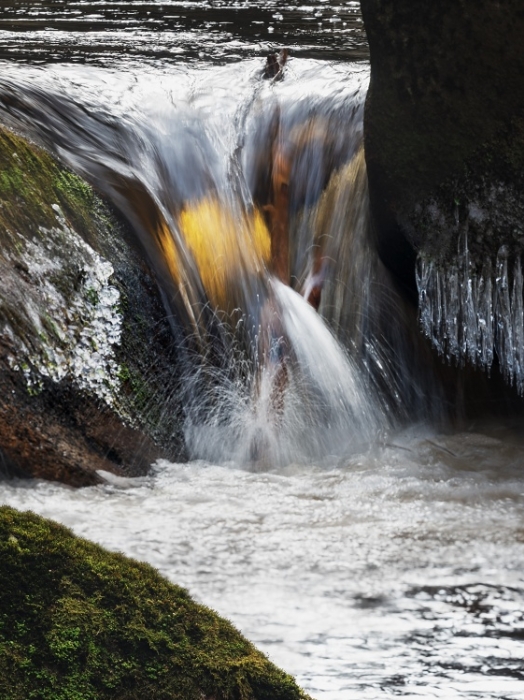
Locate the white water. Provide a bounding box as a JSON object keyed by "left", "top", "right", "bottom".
{"left": 185, "top": 281, "right": 385, "bottom": 466}
{"left": 1, "top": 428, "right": 524, "bottom": 699}
{"left": 0, "top": 31, "right": 523, "bottom": 700}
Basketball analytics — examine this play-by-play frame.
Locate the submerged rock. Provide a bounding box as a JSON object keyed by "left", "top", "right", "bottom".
{"left": 0, "top": 125, "right": 186, "bottom": 485}
{"left": 0, "top": 506, "right": 312, "bottom": 700}
{"left": 361, "top": 0, "right": 524, "bottom": 394}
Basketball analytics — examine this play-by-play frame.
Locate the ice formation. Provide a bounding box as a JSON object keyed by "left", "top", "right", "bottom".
{"left": 417, "top": 237, "right": 524, "bottom": 393}
{"left": 4, "top": 205, "right": 123, "bottom": 406}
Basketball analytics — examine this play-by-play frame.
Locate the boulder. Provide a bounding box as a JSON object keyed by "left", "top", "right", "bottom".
{"left": 362, "top": 0, "right": 524, "bottom": 271}
{"left": 0, "top": 125, "right": 186, "bottom": 485}
{"left": 0, "top": 506, "right": 312, "bottom": 700}
{"left": 361, "top": 0, "right": 524, "bottom": 389}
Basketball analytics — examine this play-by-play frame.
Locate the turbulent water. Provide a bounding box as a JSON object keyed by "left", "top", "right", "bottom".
{"left": 2, "top": 430, "right": 524, "bottom": 699}
{"left": 0, "top": 3, "right": 524, "bottom": 699}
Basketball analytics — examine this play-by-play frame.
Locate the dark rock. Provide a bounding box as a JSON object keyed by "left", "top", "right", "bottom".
{"left": 263, "top": 49, "right": 289, "bottom": 81}
{"left": 361, "top": 0, "right": 524, "bottom": 286}
{"left": 360, "top": 0, "right": 524, "bottom": 403}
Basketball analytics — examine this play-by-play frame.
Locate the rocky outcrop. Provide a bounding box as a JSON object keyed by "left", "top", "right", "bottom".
{"left": 362, "top": 0, "right": 524, "bottom": 270}
{"left": 0, "top": 506, "right": 312, "bottom": 700}
{"left": 0, "top": 126, "right": 186, "bottom": 485}
{"left": 361, "top": 0, "right": 524, "bottom": 389}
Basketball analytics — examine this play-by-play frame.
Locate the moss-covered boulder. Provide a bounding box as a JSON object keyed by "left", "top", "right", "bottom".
{"left": 0, "top": 506, "right": 311, "bottom": 700}
{"left": 361, "top": 0, "right": 524, "bottom": 391}
{"left": 0, "top": 125, "right": 186, "bottom": 485}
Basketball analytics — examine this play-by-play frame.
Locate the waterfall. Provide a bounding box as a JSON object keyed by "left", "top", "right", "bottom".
{"left": 0, "top": 59, "right": 441, "bottom": 463}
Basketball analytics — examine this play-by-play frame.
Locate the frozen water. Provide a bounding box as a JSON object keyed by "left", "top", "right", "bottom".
{"left": 417, "top": 240, "right": 524, "bottom": 393}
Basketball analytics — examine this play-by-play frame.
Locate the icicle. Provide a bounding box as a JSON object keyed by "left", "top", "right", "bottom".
{"left": 511, "top": 257, "right": 524, "bottom": 393}
{"left": 494, "top": 245, "right": 513, "bottom": 384}
{"left": 463, "top": 233, "right": 478, "bottom": 365}
{"left": 477, "top": 259, "right": 494, "bottom": 371}
{"left": 444, "top": 262, "right": 460, "bottom": 363}
{"left": 416, "top": 244, "right": 524, "bottom": 394}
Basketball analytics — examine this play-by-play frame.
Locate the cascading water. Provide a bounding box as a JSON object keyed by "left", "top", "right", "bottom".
{"left": 0, "top": 6, "right": 524, "bottom": 698}
{"left": 0, "top": 59, "right": 431, "bottom": 464}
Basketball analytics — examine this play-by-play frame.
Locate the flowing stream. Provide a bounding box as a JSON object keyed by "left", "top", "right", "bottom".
{"left": 0, "top": 3, "right": 524, "bottom": 699}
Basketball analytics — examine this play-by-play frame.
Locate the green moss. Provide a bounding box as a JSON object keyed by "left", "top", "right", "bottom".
{"left": 116, "top": 363, "right": 131, "bottom": 383}
{"left": 84, "top": 287, "right": 100, "bottom": 307}
{"left": 0, "top": 507, "right": 312, "bottom": 700}
{"left": 0, "top": 126, "right": 100, "bottom": 246}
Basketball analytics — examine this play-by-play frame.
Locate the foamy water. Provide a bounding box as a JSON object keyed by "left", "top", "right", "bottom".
{"left": 2, "top": 428, "right": 524, "bottom": 699}
{"left": 1, "top": 7, "right": 523, "bottom": 698}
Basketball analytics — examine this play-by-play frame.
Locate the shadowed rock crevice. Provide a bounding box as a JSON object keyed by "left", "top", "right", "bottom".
{"left": 362, "top": 0, "right": 524, "bottom": 269}
{"left": 361, "top": 0, "right": 524, "bottom": 397}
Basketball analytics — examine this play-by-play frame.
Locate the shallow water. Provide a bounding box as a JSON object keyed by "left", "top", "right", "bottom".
{"left": 0, "top": 0, "right": 367, "bottom": 67}
{"left": 1, "top": 428, "right": 524, "bottom": 699}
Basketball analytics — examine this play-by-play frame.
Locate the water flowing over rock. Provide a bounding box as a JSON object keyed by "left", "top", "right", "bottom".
{"left": 0, "top": 126, "right": 185, "bottom": 485}
{"left": 0, "top": 58, "right": 454, "bottom": 471}
{"left": 361, "top": 0, "right": 524, "bottom": 394}
{"left": 3, "top": 35, "right": 520, "bottom": 477}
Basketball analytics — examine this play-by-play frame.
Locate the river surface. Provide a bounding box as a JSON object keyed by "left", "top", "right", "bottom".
{"left": 0, "top": 3, "right": 524, "bottom": 700}
{"left": 0, "top": 0, "right": 367, "bottom": 66}
{"left": 2, "top": 429, "right": 524, "bottom": 699}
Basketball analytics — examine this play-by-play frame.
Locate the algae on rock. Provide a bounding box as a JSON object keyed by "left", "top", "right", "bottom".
{"left": 0, "top": 506, "right": 312, "bottom": 700}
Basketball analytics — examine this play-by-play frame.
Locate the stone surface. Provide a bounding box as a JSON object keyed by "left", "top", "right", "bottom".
{"left": 0, "top": 125, "right": 185, "bottom": 485}
{"left": 361, "top": 0, "right": 524, "bottom": 292}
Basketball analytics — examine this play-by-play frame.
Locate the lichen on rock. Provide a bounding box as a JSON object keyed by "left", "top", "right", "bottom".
{"left": 0, "top": 124, "right": 186, "bottom": 484}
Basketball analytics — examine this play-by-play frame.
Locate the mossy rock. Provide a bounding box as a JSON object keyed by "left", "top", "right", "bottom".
{"left": 0, "top": 123, "right": 186, "bottom": 484}
{"left": 0, "top": 506, "right": 312, "bottom": 700}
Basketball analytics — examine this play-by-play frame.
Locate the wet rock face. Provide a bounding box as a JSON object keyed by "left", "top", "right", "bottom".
{"left": 0, "top": 126, "right": 185, "bottom": 485}
{"left": 361, "top": 0, "right": 524, "bottom": 391}
{"left": 361, "top": 0, "right": 524, "bottom": 282}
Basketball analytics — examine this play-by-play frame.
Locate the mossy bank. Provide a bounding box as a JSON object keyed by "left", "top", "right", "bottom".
{"left": 0, "top": 506, "right": 312, "bottom": 700}
{"left": 0, "top": 124, "right": 186, "bottom": 485}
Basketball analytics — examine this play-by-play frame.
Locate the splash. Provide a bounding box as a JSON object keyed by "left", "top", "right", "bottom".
{"left": 0, "top": 59, "right": 433, "bottom": 463}
{"left": 185, "top": 279, "right": 384, "bottom": 466}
